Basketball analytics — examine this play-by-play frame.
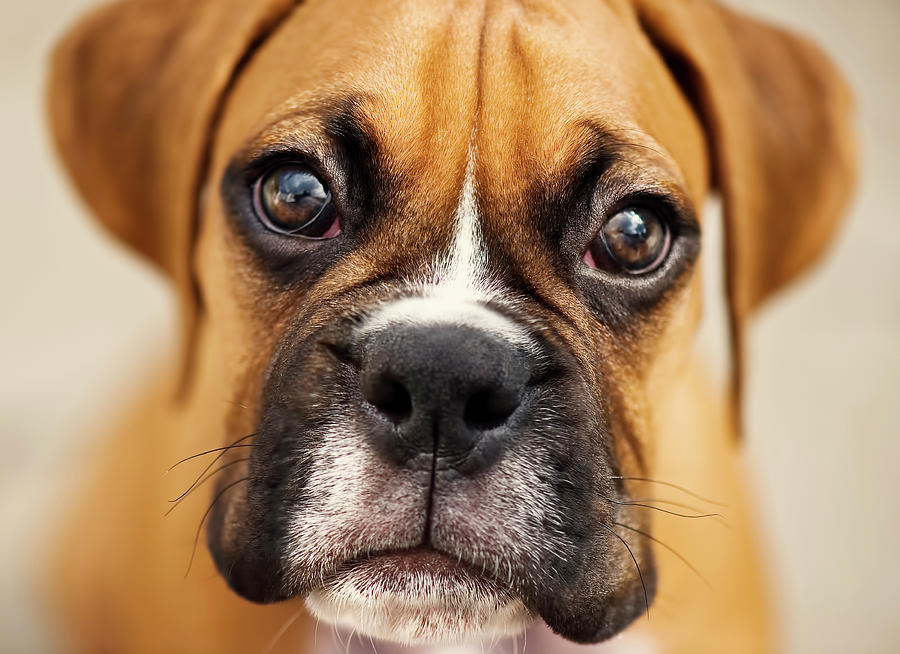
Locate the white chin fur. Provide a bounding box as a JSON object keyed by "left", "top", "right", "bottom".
{"left": 305, "top": 561, "right": 533, "bottom": 645}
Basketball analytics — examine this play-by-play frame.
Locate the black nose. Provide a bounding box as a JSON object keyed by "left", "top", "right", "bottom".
{"left": 358, "top": 324, "right": 532, "bottom": 471}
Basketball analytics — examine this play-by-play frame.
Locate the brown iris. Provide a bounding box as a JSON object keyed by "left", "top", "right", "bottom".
{"left": 253, "top": 164, "right": 340, "bottom": 238}
{"left": 585, "top": 207, "right": 670, "bottom": 274}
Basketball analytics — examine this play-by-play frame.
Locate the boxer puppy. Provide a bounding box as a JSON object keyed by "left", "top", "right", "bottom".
{"left": 47, "top": 0, "right": 854, "bottom": 652}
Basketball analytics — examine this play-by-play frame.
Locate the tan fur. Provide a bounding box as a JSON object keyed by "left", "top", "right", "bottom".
{"left": 47, "top": 0, "right": 854, "bottom": 652}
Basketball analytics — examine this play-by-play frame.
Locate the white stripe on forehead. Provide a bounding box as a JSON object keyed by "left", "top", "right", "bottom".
{"left": 444, "top": 142, "right": 488, "bottom": 290}
{"left": 359, "top": 139, "right": 530, "bottom": 346}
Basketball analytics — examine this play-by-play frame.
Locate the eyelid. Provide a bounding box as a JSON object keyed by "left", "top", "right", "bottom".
{"left": 601, "top": 189, "right": 692, "bottom": 224}
{"left": 587, "top": 161, "right": 696, "bottom": 222}
{"left": 243, "top": 149, "right": 334, "bottom": 187}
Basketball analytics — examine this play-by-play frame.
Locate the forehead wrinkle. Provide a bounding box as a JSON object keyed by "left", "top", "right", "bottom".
{"left": 472, "top": 0, "right": 705, "bottom": 199}
{"left": 220, "top": 0, "right": 495, "bottom": 190}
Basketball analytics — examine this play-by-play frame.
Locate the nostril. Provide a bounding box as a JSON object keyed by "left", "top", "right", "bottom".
{"left": 362, "top": 375, "right": 412, "bottom": 424}
{"left": 464, "top": 388, "right": 520, "bottom": 431}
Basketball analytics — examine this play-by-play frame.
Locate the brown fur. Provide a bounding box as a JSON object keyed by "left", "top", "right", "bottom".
{"left": 47, "top": 0, "right": 855, "bottom": 652}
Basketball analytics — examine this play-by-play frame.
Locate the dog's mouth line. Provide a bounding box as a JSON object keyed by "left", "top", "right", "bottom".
{"left": 335, "top": 545, "right": 477, "bottom": 576}
{"left": 318, "top": 544, "right": 522, "bottom": 596}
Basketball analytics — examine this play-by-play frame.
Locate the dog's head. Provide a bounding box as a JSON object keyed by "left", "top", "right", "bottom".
{"left": 49, "top": 0, "right": 854, "bottom": 645}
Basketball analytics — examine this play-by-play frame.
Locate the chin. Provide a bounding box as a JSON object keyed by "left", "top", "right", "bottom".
{"left": 304, "top": 549, "right": 534, "bottom": 645}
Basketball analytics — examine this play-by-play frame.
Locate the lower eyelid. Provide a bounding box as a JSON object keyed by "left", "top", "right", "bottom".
{"left": 319, "top": 216, "right": 342, "bottom": 239}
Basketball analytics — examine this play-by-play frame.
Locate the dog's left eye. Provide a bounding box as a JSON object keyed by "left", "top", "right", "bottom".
{"left": 584, "top": 206, "right": 670, "bottom": 274}
{"left": 253, "top": 164, "right": 341, "bottom": 238}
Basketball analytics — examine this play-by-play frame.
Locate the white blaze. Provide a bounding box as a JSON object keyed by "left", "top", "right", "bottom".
{"left": 359, "top": 140, "right": 531, "bottom": 346}
{"left": 443, "top": 145, "right": 488, "bottom": 291}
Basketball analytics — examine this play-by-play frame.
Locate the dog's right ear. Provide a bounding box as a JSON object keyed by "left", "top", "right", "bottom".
{"left": 48, "top": 0, "right": 300, "bottom": 291}
{"left": 631, "top": 0, "right": 856, "bottom": 426}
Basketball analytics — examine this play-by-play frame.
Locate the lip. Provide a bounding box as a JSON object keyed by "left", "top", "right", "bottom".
{"left": 344, "top": 546, "right": 458, "bottom": 571}
{"left": 332, "top": 546, "right": 491, "bottom": 586}
{"left": 319, "top": 544, "right": 522, "bottom": 600}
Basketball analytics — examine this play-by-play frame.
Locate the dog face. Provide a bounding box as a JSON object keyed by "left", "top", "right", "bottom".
{"left": 49, "top": 0, "right": 855, "bottom": 646}
{"left": 196, "top": 2, "right": 712, "bottom": 643}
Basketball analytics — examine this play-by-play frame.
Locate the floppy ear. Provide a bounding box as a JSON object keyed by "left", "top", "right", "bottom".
{"left": 48, "top": 0, "right": 301, "bottom": 383}
{"left": 633, "top": 0, "right": 857, "bottom": 420}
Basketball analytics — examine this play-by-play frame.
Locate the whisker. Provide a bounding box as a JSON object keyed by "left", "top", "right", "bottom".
{"left": 223, "top": 398, "right": 250, "bottom": 410}
{"left": 610, "top": 475, "right": 727, "bottom": 507}
{"left": 264, "top": 603, "right": 306, "bottom": 654}
{"left": 342, "top": 629, "right": 349, "bottom": 654}
{"left": 613, "top": 521, "right": 713, "bottom": 590}
{"left": 332, "top": 625, "right": 344, "bottom": 653}
{"left": 597, "top": 522, "right": 649, "bottom": 620}
{"left": 600, "top": 128, "right": 669, "bottom": 159}
{"left": 604, "top": 155, "right": 647, "bottom": 172}
{"left": 628, "top": 497, "right": 715, "bottom": 515}
{"left": 165, "top": 433, "right": 256, "bottom": 473}
{"left": 597, "top": 492, "right": 724, "bottom": 520}
{"left": 165, "top": 457, "right": 250, "bottom": 515}
{"left": 620, "top": 142, "right": 667, "bottom": 159}
{"left": 184, "top": 477, "right": 248, "bottom": 578}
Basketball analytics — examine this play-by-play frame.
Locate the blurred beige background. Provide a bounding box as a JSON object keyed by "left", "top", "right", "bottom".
{"left": 1, "top": 0, "right": 898, "bottom": 652}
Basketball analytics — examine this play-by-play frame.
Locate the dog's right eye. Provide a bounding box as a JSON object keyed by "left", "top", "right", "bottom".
{"left": 253, "top": 164, "right": 341, "bottom": 239}
{"left": 583, "top": 206, "right": 670, "bottom": 274}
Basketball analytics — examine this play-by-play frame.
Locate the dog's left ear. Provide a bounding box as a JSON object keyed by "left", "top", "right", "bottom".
{"left": 632, "top": 0, "right": 857, "bottom": 417}
{"left": 48, "top": 0, "right": 302, "bottom": 387}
